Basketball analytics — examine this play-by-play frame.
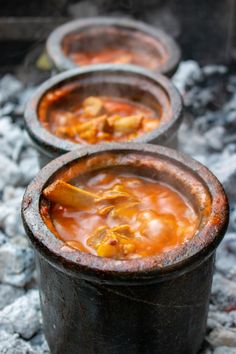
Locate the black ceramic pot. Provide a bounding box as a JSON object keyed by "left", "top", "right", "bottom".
{"left": 24, "top": 64, "right": 183, "bottom": 167}
{"left": 22, "top": 143, "right": 229, "bottom": 354}
{"left": 46, "top": 17, "right": 181, "bottom": 76}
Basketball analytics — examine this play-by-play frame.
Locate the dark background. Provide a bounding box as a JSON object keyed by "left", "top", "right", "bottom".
{"left": 0, "top": 0, "right": 235, "bottom": 70}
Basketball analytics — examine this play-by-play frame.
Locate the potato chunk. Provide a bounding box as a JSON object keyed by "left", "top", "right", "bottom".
{"left": 83, "top": 96, "right": 103, "bottom": 117}
{"left": 112, "top": 114, "right": 143, "bottom": 133}
{"left": 87, "top": 224, "right": 136, "bottom": 259}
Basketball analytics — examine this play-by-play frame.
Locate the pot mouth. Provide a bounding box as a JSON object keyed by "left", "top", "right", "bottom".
{"left": 24, "top": 64, "right": 183, "bottom": 158}
{"left": 46, "top": 17, "right": 181, "bottom": 76}
{"left": 22, "top": 143, "right": 229, "bottom": 283}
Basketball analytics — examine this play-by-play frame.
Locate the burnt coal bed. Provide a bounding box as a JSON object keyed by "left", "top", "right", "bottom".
{"left": 0, "top": 61, "right": 236, "bottom": 354}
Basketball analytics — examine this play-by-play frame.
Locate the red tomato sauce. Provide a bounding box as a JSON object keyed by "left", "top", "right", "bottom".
{"left": 41, "top": 170, "right": 199, "bottom": 260}
{"left": 39, "top": 93, "right": 160, "bottom": 144}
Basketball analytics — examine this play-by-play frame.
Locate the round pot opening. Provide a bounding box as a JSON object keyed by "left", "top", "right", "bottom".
{"left": 47, "top": 17, "right": 181, "bottom": 75}
{"left": 22, "top": 143, "right": 228, "bottom": 282}
{"left": 25, "top": 65, "right": 183, "bottom": 160}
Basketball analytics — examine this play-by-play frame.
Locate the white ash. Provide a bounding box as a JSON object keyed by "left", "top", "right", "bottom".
{"left": 0, "top": 62, "right": 236, "bottom": 353}
{"left": 211, "top": 274, "right": 236, "bottom": 310}
{"left": 0, "top": 230, "right": 7, "bottom": 246}
{"left": 207, "top": 328, "right": 236, "bottom": 348}
{"left": 0, "top": 243, "right": 34, "bottom": 287}
{"left": 0, "top": 75, "right": 47, "bottom": 353}
{"left": 213, "top": 348, "right": 236, "bottom": 354}
{"left": 172, "top": 60, "right": 204, "bottom": 93}
{"left": 0, "top": 153, "right": 23, "bottom": 191}
{"left": 173, "top": 61, "right": 236, "bottom": 353}
{"left": 0, "top": 330, "right": 35, "bottom": 354}
{"left": 0, "top": 74, "right": 22, "bottom": 103}
{"left": 0, "top": 284, "right": 24, "bottom": 310}
{"left": 0, "top": 290, "right": 40, "bottom": 339}
{"left": 0, "top": 188, "right": 26, "bottom": 239}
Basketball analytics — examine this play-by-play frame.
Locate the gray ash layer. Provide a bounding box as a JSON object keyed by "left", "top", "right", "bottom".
{"left": 0, "top": 63, "right": 236, "bottom": 353}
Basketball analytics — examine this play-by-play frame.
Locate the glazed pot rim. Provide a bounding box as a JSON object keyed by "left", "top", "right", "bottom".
{"left": 24, "top": 64, "right": 183, "bottom": 158}
{"left": 22, "top": 143, "right": 229, "bottom": 282}
{"left": 46, "top": 16, "right": 181, "bottom": 75}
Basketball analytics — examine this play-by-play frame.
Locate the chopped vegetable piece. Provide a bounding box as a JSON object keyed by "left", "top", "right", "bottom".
{"left": 112, "top": 114, "right": 143, "bottom": 133}
{"left": 98, "top": 205, "right": 114, "bottom": 216}
{"left": 55, "top": 125, "right": 78, "bottom": 139}
{"left": 79, "top": 126, "right": 97, "bottom": 143}
{"left": 87, "top": 226, "right": 109, "bottom": 249}
{"left": 111, "top": 224, "right": 132, "bottom": 236}
{"left": 43, "top": 179, "right": 134, "bottom": 211}
{"left": 83, "top": 96, "right": 103, "bottom": 117}
{"left": 111, "top": 201, "right": 139, "bottom": 220}
{"left": 43, "top": 180, "right": 97, "bottom": 209}
{"left": 97, "top": 243, "right": 119, "bottom": 258}
{"left": 87, "top": 225, "right": 136, "bottom": 258}
{"left": 75, "top": 115, "right": 107, "bottom": 134}
{"left": 97, "top": 189, "right": 131, "bottom": 202}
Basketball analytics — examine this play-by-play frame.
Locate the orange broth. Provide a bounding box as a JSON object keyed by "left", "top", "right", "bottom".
{"left": 42, "top": 170, "right": 199, "bottom": 260}
{"left": 68, "top": 47, "right": 161, "bottom": 69}
{"left": 39, "top": 94, "right": 160, "bottom": 144}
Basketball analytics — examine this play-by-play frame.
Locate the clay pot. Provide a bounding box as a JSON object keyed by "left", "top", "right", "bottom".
{"left": 24, "top": 64, "right": 183, "bottom": 166}
{"left": 46, "top": 17, "right": 181, "bottom": 76}
{"left": 22, "top": 143, "right": 229, "bottom": 354}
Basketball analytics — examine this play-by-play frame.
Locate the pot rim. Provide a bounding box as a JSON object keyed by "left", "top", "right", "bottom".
{"left": 24, "top": 64, "right": 183, "bottom": 158}
{"left": 22, "top": 143, "right": 229, "bottom": 282}
{"left": 46, "top": 16, "right": 181, "bottom": 76}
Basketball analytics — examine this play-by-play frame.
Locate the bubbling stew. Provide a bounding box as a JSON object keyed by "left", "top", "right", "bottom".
{"left": 39, "top": 93, "right": 160, "bottom": 144}
{"left": 41, "top": 169, "right": 199, "bottom": 260}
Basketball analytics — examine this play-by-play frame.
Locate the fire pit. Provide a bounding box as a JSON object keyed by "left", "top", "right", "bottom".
{"left": 46, "top": 17, "right": 181, "bottom": 75}
{"left": 24, "top": 64, "right": 183, "bottom": 166}
{"left": 1, "top": 61, "right": 236, "bottom": 354}
{"left": 22, "top": 143, "right": 229, "bottom": 354}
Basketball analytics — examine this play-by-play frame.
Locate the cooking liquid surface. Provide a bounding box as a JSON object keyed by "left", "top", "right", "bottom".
{"left": 68, "top": 47, "right": 162, "bottom": 69}
{"left": 43, "top": 170, "right": 199, "bottom": 260}
{"left": 39, "top": 95, "right": 160, "bottom": 144}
